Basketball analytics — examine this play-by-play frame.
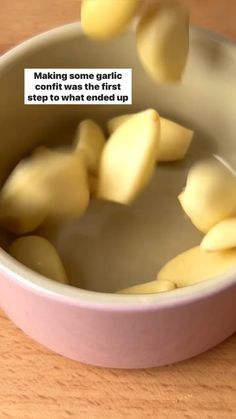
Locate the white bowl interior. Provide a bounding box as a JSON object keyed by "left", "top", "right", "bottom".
{"left": 0, "top": 24, "right": 235, "bottom": 293}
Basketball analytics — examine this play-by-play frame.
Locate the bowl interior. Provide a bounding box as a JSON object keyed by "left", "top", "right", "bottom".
{"left": 0, "top": 25, "right": 235, "bottom": 293}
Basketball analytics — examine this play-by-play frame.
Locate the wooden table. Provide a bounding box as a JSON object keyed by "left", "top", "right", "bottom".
{"left": 0, "top": 1, "right": 236, "bottom": 418}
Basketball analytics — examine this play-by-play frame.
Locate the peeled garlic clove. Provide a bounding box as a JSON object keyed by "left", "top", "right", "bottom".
{"left": 157, "top": 246, "right": 236, "bottom": 287}
{"left": 0, "top": 159, "right": 49, "bottom": 234}
{"left": 201, "top": 218, "right": 236, "bottom": 251}
{"left": 9, "top": 235, "right": 68, "bottom": 284}
{"left": 158, "top": 118, "right": 193, "bottom": 161}
{"left": 34, "top": 151, "right": 90, "bottom": 218}
{"left": 108, "top": 113, "right": 193, "bottom": 161}
{"left": 179, "top": 158, "right": 236, "bottom": 233}
{"left": 97, "top": 109, "right": 160, "bottom": 204}
{"left": 0, "top": 150, "right": 90, "bottom": 223}
{"left": 136, "top": 2, "right": 189, "bottom": 83}
{"left": 107, "top": 114, "right": 135, "bottom": 134}
{"left": 118, "top": 279, "right": 176, "bottom": 294}
{"left": 0, "top": 201, "right": 46, "bottom": 235}
{"left": 74, "top": 119, "right": 105, "bottom": 174}
{"left": 81, "top": 0, "right": 140, "bottom": 40}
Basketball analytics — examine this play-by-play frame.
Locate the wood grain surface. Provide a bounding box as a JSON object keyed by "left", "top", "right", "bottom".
{"left": 0, "top": 1, "right": 236, "bottom": 418}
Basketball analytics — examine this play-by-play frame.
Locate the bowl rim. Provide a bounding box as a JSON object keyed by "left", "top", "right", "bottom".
{"left": 0, "top": 21, "right": 235, "bottom": 310}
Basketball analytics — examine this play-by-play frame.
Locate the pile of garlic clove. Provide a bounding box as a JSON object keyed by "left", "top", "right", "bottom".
{"left": 0, "top": 110, "right": 195, "bottom": 287}
{"left": 1, "top": 0, "right": 235, "bottom": 292}
{"left": 1, "top": 111, "right": 235, "bottom": 293}
{"left": 119, "top": 157, "right": 236, "bottom": 295}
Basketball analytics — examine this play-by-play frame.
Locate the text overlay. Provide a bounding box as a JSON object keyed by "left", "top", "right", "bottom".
{"left": 24, "top": 68, "right": 132, "bottom": 105}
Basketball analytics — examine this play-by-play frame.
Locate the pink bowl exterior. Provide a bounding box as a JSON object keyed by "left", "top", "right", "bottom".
{"left": 0, "top": 269, "right": 235, "bottom": 369}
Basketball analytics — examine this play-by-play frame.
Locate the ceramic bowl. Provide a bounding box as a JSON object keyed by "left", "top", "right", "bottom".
{"left": 0, "top": 22, "right": 235, "bottom": 368}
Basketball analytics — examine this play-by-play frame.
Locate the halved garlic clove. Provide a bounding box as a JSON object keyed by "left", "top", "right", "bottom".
{"left": 107, "top": 112, "right": 193, "bottom": 161}
{"left": 81, "top": 0, "right": 140, "bottom": 40}
{"left": 97, "top": 109, "right": 160, "bottom": 204}
{"left": 118, "top": 279, "right": 176, "bottom": 294}
{"left": 201, "top": 218, "right": 236, "bottom": 251}
{"left": 157, "top": 246, "right": 236, "bottom": 287}
{"left": 74, "top": 119, "right": 105, "bottom": 174}
{"left": 178, "top": 158, "right": 236, "bottom": 233}
{"left": 9, "top": 235, "right": 68, "bottom": 284}
{"left": 136, "top": 1, "right": 189, "bottom": 83}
